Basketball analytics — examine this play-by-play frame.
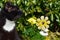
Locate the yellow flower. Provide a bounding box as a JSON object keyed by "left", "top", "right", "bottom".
{"left": 27, "top": 17, "right": 36, "bottom": 24}
{"left": 36, "top": 16, "right": 50, "bottom": 30}
{"left": 45, "top": 36, "right": 50, "bottom": 40}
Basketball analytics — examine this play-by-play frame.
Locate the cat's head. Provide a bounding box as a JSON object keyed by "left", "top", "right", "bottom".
{"left": 2, "top": 2, "right": 22, "bottom": 21}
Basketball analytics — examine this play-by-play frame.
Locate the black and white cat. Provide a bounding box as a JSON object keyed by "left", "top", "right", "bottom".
{"left": 0, "top": 2, "right": 22, "bottom": 40}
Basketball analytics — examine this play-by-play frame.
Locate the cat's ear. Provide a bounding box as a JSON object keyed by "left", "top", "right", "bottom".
{"left": 18, "top": 10, "right": 23, "bottom": 16}
{"left": 17, "top": 10, "right": 23, "bottom": 18}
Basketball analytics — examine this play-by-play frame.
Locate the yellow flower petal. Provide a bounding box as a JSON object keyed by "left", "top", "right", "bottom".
{"left": 39, "top": 23, "right": 43, "bottom": 27}
{"left": 40, "top": 16, "right": 44, "bottom": 20}
{"left": 46, "top": 36, "right": 50, "bottom": 40}
{"left": 43, "top": 21, "right": 47, "bottom": 25}
{"left": 45, "top": 17, "right": 48, "bottom": 20}
{"left": 38, "top": 27, "right": 41, "bottom": 30}
{"left": 45, "top": 25, "right": 49, "bottom": 28}
{"left": 36, "top": 23, "right": 39, "bottom": 26}
{"left": 27, "top": 18, "right": 36, "bottom": 24}
{"left": 47, "top": 21, "right": 50, "bottom": 24}
{"left": 41, "top": 26, "right": 45, "bottom": 30}
{"left": 37, "top": 18, "right": 40, "bottom": 21}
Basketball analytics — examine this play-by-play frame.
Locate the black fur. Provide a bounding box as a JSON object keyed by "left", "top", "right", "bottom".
{"left": 0, "top": 2, "right": 22, "bottom": 40}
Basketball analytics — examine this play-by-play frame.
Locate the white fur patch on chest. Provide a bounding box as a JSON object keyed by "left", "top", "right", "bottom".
{"left": 3, "top": 19, "right": 15, "bottom": 32}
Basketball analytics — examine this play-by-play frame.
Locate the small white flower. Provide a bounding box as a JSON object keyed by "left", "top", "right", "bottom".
{"left": 36, "top": 16, "right": 50, "bottom": 30}
{"left": 39, "top": 31, "right": 48, "bottom": 36}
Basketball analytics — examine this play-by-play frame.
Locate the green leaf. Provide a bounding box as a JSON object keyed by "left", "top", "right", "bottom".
{"left": 51, "top": 14, "right": 54, "bottom": 22}
{"left": 55, "top": 14, "right": 59, "bottom": 22}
